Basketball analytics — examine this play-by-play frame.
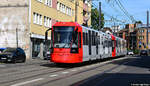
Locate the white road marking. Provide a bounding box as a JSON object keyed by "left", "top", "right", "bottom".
{"left": 79, "top": 68, "right": 83, "bottom": 70}
{"left": 62, "top": 72, "right": 69, "bottom": 74}
{"left": 71, "top": 69, "right": 77, "bottom": 71}
{"left": 90, "top": 65, "right": 95, "bottom": 67}
{"left": 85, "top": 66, "right": 90, "bottom": 68}
{"left": 0, "top": 65, "right": 6, "bottom": 67}
{"left": 11, "top": 78, "right": 44, "bottom": 86}
{"left": 49, "top": 74, "right": 58, "bottom": 77}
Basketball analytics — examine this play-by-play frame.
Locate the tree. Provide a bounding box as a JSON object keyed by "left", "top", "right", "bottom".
{"left": 91, "top": 8, "right": 104, "bottom": 30}
{"left": 135, "top": 21, "right": 142, "bottom": 24}
{"left": 134, "top": 21, "right": 142, "bottom": 28}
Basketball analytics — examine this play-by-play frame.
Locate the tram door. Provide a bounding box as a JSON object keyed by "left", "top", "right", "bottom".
{"left": 88, "top": 30, "right": 91, "bottom": 55}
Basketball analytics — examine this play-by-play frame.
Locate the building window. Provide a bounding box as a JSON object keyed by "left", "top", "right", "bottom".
{"left": 33, "top": 12, "right": 37, "bottom": 24}
{"left": 37, "top": 14, "right": 40, "bottom": 24}
{"left": 37, "top": 0, "right": 42, "bottom": 2}
{"left": 69, "top": 8, "right": 72, "bottom": 16}
{"left": 139, "top": 36, "right": 144, "bottom": 40}
{"left": 62, "top": 4, "right": 64, "bottom": 13}
{"left": 59, "top": 3, "right": 62, "bottom": 12}
{"left": 40, "top": 15, "right": 42, "bottom": 25}
{"left": 139, "top": 29, "right": 144, "bottom": 33}
{"left": 33, "top": 12, "right": 42, "bottom": 25}
{"left": 44, "top": 16, "right": 51, "bottom": 28}
{"left": 66, "top": 7, "right": 68, "bottom": 15}
{"left": 66, "top": 7, "right": 71, "bottom": 16}
{"left": 47, "top": 17, "right": 50, "bottom": 27}
{"left": 44, "top": 16, "right": 47, "bottom": 26}
{"left": 72, "top": 9, "right": 74, "bottom": 16}
{"left": 57, "top": 2, "right": 72, "bottom": 16}
{"left": 45, "top": 0, "right": 52, "bottom": 7}
{"left": 63, "top": 5, "right": 66, "bottom": 13}
{"left": 57, "top": 2, "right": 59, "bottom": 10}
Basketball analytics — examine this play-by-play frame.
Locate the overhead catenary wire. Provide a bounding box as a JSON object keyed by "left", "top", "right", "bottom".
{"left": 92, "top": 2, "right": 126, "bottom": 28}
{"left": 114, "top": 0, "right": 136, "bottom": 23}
{"left": 92, "top": 2, "right": 126, "bottom": 23}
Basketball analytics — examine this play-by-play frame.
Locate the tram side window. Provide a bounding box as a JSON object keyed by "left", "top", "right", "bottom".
{"left": 101, "top": 37, "right": 103, "bottom": 45}
{"left": 105, "top": 40, "right": 106, "bottom": 47}
{"left": 79, "top": 32, "right": 81, "bottom": 48}
{"left": 96, "top": 33, "right": 98, "bottom": 45}
{"left": 103, "top": 39, "right": 106, "bottom": 48}
{"left": 83, "top": 32, "right": 85, "bottom": 45}
{"left": 94, "top": 32, "right": 96, "bottom": 45}
{"left": 95, "top": 32, "right": 96, "bottom": 45}
{"left": 106, "top": 39, "right": 108, "bottom": 47}
{"left": 98, "top": 36, "right": 100, "bottom": 45}
{"left": 92, "top": 31, "right": 94, "bottom": 45}
{"left": 108, "top": 40, "right": 110, "bottom": 47}
{"left": 97, "top": 35, "right": 100, "bottom": 45}
{"left": 110, "top": 40, "right": 113, "bottom": 47}
{"left": 86, "top": 33, "right": 88, "bottom": 45}
{"left": 105, "top": 39, "right": 106, "bottom": 47}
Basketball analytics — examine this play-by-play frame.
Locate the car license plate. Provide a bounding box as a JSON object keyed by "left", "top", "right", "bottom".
{"left": 1, "top": 58, "right": 6, "bottom": 60}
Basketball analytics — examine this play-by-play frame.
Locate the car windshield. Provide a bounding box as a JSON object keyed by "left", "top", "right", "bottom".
{"left": 128, "top": 50, "right": 133, "bottom": 52}
{"left": 3, "top": 48, "right": 16, "bottom": 53}
{"left": 141, "top": 50, "right": 147, "bottom": 52}
{"left": 53, "top": 26, "right": 77, "bottom": 48}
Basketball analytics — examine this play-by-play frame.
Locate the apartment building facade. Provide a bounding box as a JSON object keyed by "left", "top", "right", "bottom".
{"left": 136, "top": 27, "right": 150, "bottom": 50}
{"left": 118, "top": 24, "right": 136, "bottom": 49}
{"left": 118, "top": 24, "right": 150, "bottom": 50}
{"left": 0, "top": 0, "right": 91, "bottom": 60}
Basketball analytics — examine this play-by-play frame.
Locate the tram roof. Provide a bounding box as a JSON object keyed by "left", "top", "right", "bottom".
{"left": 53, "top": 22, "right": 81, "bottom": 27}
{"left": 53, "top": 22, "right": 125, "bottom": 40}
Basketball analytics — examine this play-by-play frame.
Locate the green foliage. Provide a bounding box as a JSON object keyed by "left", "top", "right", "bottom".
{"left": 135, "top": 21, "right": 142, "bottom": 24}
{"left": 91, "top": 8, "right": 104, "bottom": 30}
{"left": 128, "top": 48, "right": 139, "bottom": 54}
{"left": 133, "top": 49, "right": 139, "bottom": 54}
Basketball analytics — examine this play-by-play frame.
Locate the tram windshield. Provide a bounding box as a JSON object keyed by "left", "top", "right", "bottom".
{"left": 53, "top": 26, "right": 78, "bottom": 48}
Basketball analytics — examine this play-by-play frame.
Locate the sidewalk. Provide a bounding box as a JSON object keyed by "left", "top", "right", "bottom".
{"left": 25, "top": 58, "right": 51, "bottom": 65}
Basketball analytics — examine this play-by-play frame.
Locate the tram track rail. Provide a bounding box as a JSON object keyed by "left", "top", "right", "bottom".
{"left": 0, "top": 62, "right": 57, "bottom": 75}
{"left": 35, "top": 57, "right": 134, "bottom": 86}
{"left": 0, "top": 67, "right": 68, "bottom": 85}
{"left": 0, "top": 56, "right": 136, "bottom": 86}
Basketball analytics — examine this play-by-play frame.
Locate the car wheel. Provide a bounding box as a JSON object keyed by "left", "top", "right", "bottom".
{"left": 22, "top": 55, "right": 26, "bottom": 63}
{"left": 12, "top": 58, "right": 16, "bottom": 63}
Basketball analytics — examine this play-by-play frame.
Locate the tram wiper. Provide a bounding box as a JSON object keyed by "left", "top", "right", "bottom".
{"left": 62, "top": 43, "right": 67, "bottom": 48}
{"left": 62, "top": 43, "right": 70, "bottom": 48}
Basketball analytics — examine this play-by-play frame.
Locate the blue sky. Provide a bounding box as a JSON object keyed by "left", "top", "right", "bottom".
{"left": 93, "top": 0, "right": 150, "bottom": 27}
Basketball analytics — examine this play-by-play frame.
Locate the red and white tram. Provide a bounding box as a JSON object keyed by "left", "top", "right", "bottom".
{"left": 46, "top": 22, "right": 127, "bottom": 63}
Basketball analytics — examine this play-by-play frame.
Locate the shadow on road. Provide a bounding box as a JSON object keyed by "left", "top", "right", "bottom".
{"left": 112, "top": 55, "right": 150, "bottom": 69}
{"left": 70, "top": 56, "right": 150, "bottom": 86}
{"left": 71, "top": 73, "right": 150, "bottom": 86}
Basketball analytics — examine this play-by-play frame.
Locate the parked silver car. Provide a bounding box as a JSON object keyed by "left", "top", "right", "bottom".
{"left": 127, "top": 50, "right": 134, "bottom": 55}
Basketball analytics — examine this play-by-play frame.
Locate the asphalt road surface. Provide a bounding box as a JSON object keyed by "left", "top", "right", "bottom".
{"left": 0, "top": 55, "right": 149, "bottom": 86}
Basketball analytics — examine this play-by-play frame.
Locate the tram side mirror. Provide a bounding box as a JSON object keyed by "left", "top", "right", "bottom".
{"left": 45, "top": 31, "right": 48, "bottom": 41}
{"left": 45, "top": 28, "right": 52, "bottom": 41}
